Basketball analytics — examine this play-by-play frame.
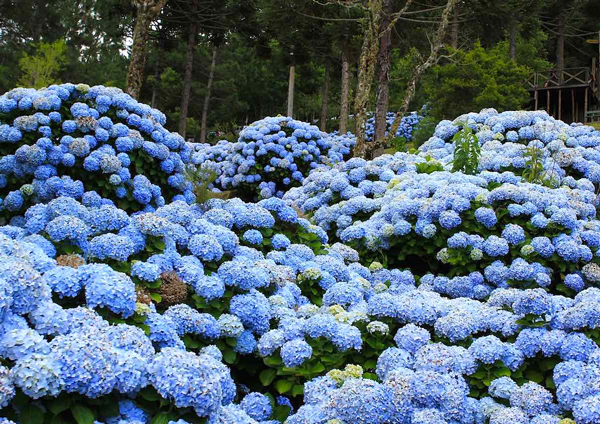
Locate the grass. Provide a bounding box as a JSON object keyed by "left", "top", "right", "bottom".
{"left": 589, "top": 122, "right": 600, "bottom": 131}
{"left": 384, "top": 141, "right": 415, "bottom": 155}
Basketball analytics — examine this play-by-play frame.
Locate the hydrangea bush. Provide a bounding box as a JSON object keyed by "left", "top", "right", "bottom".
{"left": 283, "top": 110, "right": 600, "bottom": 422}
{"left": 0, "top": 84, "right": 195, "bottom": 219}
{"left": 365, "top": 110, "right": 424, "bottom": 143}
{"left": 2, "top": 91, "right": 600, "bottom": 424}
{"left": 191, "top": 116, "right": 355, "bottom": 200}
{"left": 0, "top": 196, "right": 336, "bottom": 422}
{"left": 420, "top": 108, "right": 600, "bottom": 187}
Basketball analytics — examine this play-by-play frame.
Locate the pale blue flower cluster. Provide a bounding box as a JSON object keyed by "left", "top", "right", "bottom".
{"left": 420, "top": 108, "right": 600, "bottom": 187}
{"left": 0, "top": 84, "right": 195, "bottom": 216}
{"left": 364, "top": 110, "right": 424, "bottom": 142}
{"left": 190, "top": 116, "right": 355, "bottom": 199}
{"left": 287, "top": 157, "right": 600, "bottom": 298}
{"left": 4, "top": 93, "right": 600, "bottom": 423}
{"left": 9, "top": 196, "right": 326, "bottom": 271}
{"left": 280, "top": 110, "right": 600, "bottom": 422}
{"left": 0, "top": 235, "right": 245, "bottom": 421}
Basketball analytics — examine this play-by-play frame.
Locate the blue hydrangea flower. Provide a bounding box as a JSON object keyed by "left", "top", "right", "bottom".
{"left": 280, "top": 339, "right": 313, "bottom": 367}
{"left": 240, "top": 392, "right": 272, "bottom": 421}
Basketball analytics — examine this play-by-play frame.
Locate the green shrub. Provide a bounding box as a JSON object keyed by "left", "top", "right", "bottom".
{"left": 411, "top": 116, "right": 438, "bottom": 148}
{"left": 451, "top": 124, "right": 480, "bottom": 175}
{"left": 423, "top": 42, "right": 531, "bottom": 119}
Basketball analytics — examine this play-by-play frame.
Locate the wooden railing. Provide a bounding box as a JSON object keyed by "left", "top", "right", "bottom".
{"left": 526, "top": 67, "right": 591, "bottom": 89}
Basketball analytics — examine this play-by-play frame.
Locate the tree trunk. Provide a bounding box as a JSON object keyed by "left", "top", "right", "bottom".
{"left": 32, "top": 1, "right": 42, "bottom": 43}
{"left": 151, "top": 54, "right": 160, "bottom": 108}
{"left": 353, "top": 0, "right": 383, "bottom": 158}
{"left": 287, "top": 64, "right": 295, "bottom": 117}
{"left": 178, "top": 17, "right": 198, "bottom": 138}
{"left": 508, "top": 18, "right": 517, "bottom": 61}
{"left": 200, "top": 45, "right": 218, "bottom": 144}
{"left": 556, "top": 10, "right": 565, "bottom": 84}
{"left": 383, "top": 0, "right": 459, "bottom": 150}
{"left": 320, "top": 58, "right": 331, "bottom": 132}
{"left": 126, "top": 0, "right": 168, "bottom": 100}
{"left": 339, "top": 44, "right": 351, "bottom": 134}
{"left": 450, "top": 6, "right": 458, "bottom": 49}
{"left": 373, "top": 0, "right": 393, "bottom": 146}
{"left": 151, "top": 23, "right": 166, "bottom": 108}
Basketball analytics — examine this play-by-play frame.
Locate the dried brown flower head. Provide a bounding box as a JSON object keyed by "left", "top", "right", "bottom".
{"left": 159, "top": 271, "right": 188, "bottom": 305}
{"left": 56, "top": 254, "right": 85, "bottom": 269}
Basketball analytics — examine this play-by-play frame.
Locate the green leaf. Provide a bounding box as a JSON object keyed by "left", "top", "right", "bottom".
{"left": 51, "top": 416, "right": 68, "bottom": 424}
{"left": 525, "top": 369, "right": 544, "bottom": 384}
{"left": 139, "top": 323, "right": 151, "bottom": 336}
{"left": 260, "top": 368, "right": 277, "bottom": 386}
{"left": 364, "top": 372, "right": 378, "bottom": 381}
{"left": 139, "top": 386, "right": 161, "bottom": 402}
{"left": 539, "top": 358, "right": 560, "bottom": 372}
{"left": 264, "top": 356, "right": 282, "bottom": 367}
{"left": 363, "top": 359, "right": 377, "bottom": 370}
{"left": 275, "top": 379, "right": 294, "bottom": 394}
{"left": 145, "top": 280, "right": 162, "bottom": 289}
{"left": 98, "top": 400, "right": 120, "bottom": 420}
{"left": 272, "top": 405, "right": 292, "bottom": 421}
{"left": 310, "top": 362, "right": 325, "bottom": 374}
{"left": 223, "top": 349, "right": 236, "bottom": 364}
{"left": 150, "top": 412, "right": 177, "bottom": 424}
{"left": 183, "top": 334, "right": 201, "bottom": 349}
{"left": 71, "top": 404, "right": 95, "bottom": 424}
{"left": 292, "top": 384, "right": 304, "bottom": 396}
{"left": 49, "top": 393, "right": 72, "bottom": 415}
{"left": 469, "top": 388, "right": 480, "bottom": 398}
{"left": 493, "top": 367, "right": 512, "bottom": 378}
{"left": 20, "top": 405, "right": 45, "bottom": 424}
{"left": 471, "top": 370, "right": 487, "bottom": 379}
{"left": 150, "top": 293, "right": 162, "bottom": 303}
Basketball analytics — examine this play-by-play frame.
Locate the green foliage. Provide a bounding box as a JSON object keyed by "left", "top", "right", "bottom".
{"left": 207, "top": 120, "right": 239, "bottom": 143}
{"left": 257, "top": 321, "right": 397, "bottom": 403}
{"left": 522, "top": 145, "right": 557, "bottom": 187}
{"left": 424, "top": 42, "right": 531, "bottom": 119}
{"left": 184, "top": 166, "right": 220, "bottom": 206}
{"left": 411, "top": 115, "right": 438, "bottom": 148}
{"left": 451, "top": 124, "right": 481, "bottom": 175}
{"left": 390, "top": 136, "right": 407, "bottom": 152}
{"left": 18, "top": 40, "right": 67, "bottom": 88}
{"left": 415, "top": 156, "right": 445, "bottom": 174}
{"left": 522, "top": 145, "right": 545, "bottom": 184}
{"left": 71, "top": 404, "right": 95, "bottom": 424}
{"left": 389, "top": 48, "right": 426, "bottom": 110}
{"left": 496, "top": 30, "right": 552, "bottom": 72}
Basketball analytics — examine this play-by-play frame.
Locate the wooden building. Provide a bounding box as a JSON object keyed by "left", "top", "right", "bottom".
{"left": 526, "top": 61, "right": 600, "bottom": 124}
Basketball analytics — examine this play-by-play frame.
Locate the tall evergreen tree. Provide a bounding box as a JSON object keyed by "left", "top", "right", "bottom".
{"left": 126, "top": 0, "right": 168, "bottom": 99}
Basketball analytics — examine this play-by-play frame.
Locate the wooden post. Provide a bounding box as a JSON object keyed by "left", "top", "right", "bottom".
{"left": 287, "top": 64, "right": 295, "bottom": 118}
{"left": 558, "top": 89, "right": 562, "bottom": 121}
{"left": 584, "top": 87, "right": 589, "bottom": 123}
{"left": 534, "top": 89, "right": 538, "bottom": 110}
{"left": 572, "top": 89, "right": 575, "bottom": 123}
{"left": 547, "top": 90, "right": 550, "bottom": 114}
{"left": 199, "top": 45, "right": 217, "bottom": 144}
{"left": 319, "top": 58, "right": 331, "bottom": 132}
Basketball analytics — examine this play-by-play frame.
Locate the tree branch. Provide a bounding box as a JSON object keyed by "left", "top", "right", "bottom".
{"left": 381, "top": 0, "right": 459, "bottom": 149}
